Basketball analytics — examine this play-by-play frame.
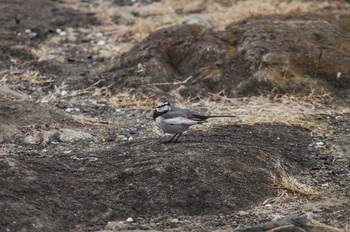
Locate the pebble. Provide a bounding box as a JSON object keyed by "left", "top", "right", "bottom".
{"left": 23, "top": 129, "right": 95, "bottom": 144}
{"left": 59, "top": 128, "right": 96, "bottom": 143}
{"left": 181, "top": 14, "right": 212, "bottom": 28}
{"left": 264, "top": 204, "right": 273, "bottom": 210}
{"left": 113, "top": 11, "right": 135, "bottom": 25}
{"left": 170, "top": 218, "right": 179, "bottom": 223}
{"left": 65, "top": 107, "right": 80, "bottom": 113}
{"left": 315, "top": 141, "right": 324, "bottom": 146}
{"left": 315, "top": 141, "right": 326, "bottom": 148}
{"left": 218, "top": 213, "right": 225, "bottom": 219}
{"left": 126, "top": 217, "right": 133, "bottom": 222}
{"left": 236, "top": 210, "right": 250, "bottom": 216}
{"left": 96, "top": 40, "right": 106, "bottom": 46}
{"left": 24, "top": 135, "right": 41, "bottom": 144}
{"left": 136, "top": 63, "right": 146, "bottom": 74}
{"left": 307, "top": 144, "right": 316, "bottom": 151}
{"left": 24, "top": 28, "right": 38, "bottom": 39}
{"left": 43, "top": 130, "right": 60, "bottom": 143}
{"left": 335, "top": 115, "right": 345, "bottom": 122}
{"left": 336, "top": 72, "right": 342, "bottom": 79}
{"left": 59, "top": 31, "right": 67, "bottom": 36}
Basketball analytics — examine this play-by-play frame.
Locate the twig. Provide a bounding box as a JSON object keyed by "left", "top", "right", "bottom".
{"left": 143, "top": 76, "right": 192, "bottom": 86}
{"left": 314, "top": 50, "right": 323, "bottom": 79}
{"left": 83, "top": 79, "right": 103, "bottom": 91}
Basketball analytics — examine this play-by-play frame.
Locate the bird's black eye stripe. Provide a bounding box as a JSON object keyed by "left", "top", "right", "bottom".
{"left": 156, "top": 103, "right": 169, "bottom": 108}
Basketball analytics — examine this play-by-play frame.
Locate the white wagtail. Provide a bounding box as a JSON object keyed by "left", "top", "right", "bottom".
{"left": 153, "top": 98, "right": 235, "bottom": 142}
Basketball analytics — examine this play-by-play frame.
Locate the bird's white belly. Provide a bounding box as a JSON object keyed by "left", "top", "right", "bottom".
{"left": 155, "top": 117, "right": 190, "bottom": 134}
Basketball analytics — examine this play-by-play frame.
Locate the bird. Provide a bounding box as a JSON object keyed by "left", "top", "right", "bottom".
{"left": 153, "top": 98, "right": 235, "bottom": 143}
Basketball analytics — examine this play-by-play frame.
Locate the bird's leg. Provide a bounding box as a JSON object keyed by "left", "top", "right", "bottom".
{"left": 168, "top": 133, "right": 178, "bottom": 143}
{"left": 173, "top": 133, "right": 183, "bottom": 142}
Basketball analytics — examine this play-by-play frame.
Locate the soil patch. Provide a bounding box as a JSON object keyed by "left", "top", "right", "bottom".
{"left": 1, "top": 123, "right": 316, "bottom": 231}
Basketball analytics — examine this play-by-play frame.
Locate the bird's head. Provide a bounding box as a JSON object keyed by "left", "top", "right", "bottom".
{"left": 154, "top": 98, "right": 171, "bottom": 114}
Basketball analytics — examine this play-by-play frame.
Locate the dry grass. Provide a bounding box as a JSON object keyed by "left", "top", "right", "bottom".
{"left": 173, "top": 93, "right": 349, "bottom": 135}
{"left": 272, "top": 168, "right": 318, "bottom": 196}
{"left": 108, "top": 91, "right": 154, "bottom": 109}
{"left": 206, "top": 0, "right": 316, "bottom": 29}
{"left": 54, "top": 0, "right": 347, "bottom": 60}
{"left": 101, "top": 88, "right": 350, "bottom": 138}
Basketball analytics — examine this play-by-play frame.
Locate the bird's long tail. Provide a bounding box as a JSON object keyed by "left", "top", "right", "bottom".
{"left": 206, "top": 115, "right": 236, "bottom": 118}
{"left": 192, "top": 114, "right": 235, "bottom": 120}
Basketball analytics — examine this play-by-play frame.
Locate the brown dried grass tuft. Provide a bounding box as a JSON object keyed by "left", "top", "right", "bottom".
{"left": 108, "top": 91, "right": 154, "bottom": 109}
{"left": 102, "top": 88, "right": 350, "bottom": 137}
{"left": 272, "top": 169, "right": 318, "bottom": 196}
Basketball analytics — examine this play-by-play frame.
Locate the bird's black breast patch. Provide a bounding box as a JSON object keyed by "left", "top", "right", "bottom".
{"left": 153, "top": 109, "right": 168, "bottom": 120}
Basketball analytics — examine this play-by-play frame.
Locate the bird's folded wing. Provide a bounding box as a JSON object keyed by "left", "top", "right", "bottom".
{"left": 164, "top": 116, "right": 205, "bottom": 125}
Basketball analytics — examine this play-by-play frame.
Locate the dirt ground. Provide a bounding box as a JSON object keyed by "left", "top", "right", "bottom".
{"left": 0, "top": 0, "right": 350, "bottom": 232}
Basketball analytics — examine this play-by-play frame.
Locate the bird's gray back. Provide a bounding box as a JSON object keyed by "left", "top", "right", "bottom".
{"left": 161, "top": 105, "right": 191, "bottom": 119}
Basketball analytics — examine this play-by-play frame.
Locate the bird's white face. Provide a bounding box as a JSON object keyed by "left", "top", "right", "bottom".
{"left": 155, "top": 98, "right": 171, "bottom": 113}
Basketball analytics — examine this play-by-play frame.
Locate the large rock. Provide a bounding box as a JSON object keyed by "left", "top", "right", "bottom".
{"left": 106, "top": 12, "right": 350, "bottom": 98}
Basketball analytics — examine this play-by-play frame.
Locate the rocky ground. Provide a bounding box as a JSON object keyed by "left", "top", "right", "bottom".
{"left": 0, "top": 0, "right": 350, "bottom": 231}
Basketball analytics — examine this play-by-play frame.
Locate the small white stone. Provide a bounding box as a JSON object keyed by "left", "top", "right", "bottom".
{"left": 236, "top": 210, "right": 249, "bottom": 216}
{"left": 315, "top": 141, "right": 325, "bottom": 146}
{"left": 337, "top": 72, "right": 342, "bottom": 79}
{"left": 61, "top": 90, "right": 68, "bottom": 96}
{"left": 335, "top": 115, "right": 345, "bottom": 122}
{"left": 65, "top": 108, "right": 74, "bottom": 113}
{"left": 96, "top": 40, "right": 106, "bottom": 46}
{"left": 170, "top": 218, "right": 179, "bottom": 223}
{"left": 136, "top": 63, "right": 146, "bottom": 74}
{"left": 65, "top": 107, "right": 80, "bottom": 113}
{"left": 126, "top": 217, "right": 133, "bottom": 222}
{"left": 181, "top": 14, "right": 212, "bottom": 28}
